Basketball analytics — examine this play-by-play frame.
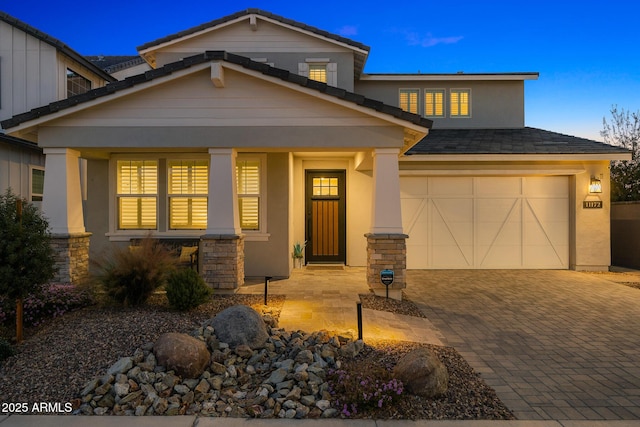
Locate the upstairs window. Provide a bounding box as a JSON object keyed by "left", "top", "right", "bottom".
{"left": 450, "top": 89, "right": 471, "bottom": 117}
{"left": 117, "top": 160, "right": 157, "bottom": 229}
{"left": 399, "top": 89, "right": 420, "bottom": 114}
{"left": 66, "top": 69, "right": 91, "bottom": 97}
{"left": 425, "top": 89, "right": 445, "bottom": 117}
{"left": 168, "top": 160, "right": 208, "bottom": 229}
{"left": 308, "top": 64, "right": 327, "bottom": 83}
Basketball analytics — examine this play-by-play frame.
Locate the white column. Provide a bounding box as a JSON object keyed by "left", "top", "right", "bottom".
{"left": 206, "top": 148, "right": 241, "bottom": 235}
{"left": 370, "top": 148, "right": 404, "bottom": 234}
{"left": 42, "top": 148, "right": 85, "bottom": 234}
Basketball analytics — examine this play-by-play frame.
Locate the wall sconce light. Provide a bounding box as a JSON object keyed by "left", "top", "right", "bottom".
{"left": 589, "top": 176, "right": 602, "bottom": 193}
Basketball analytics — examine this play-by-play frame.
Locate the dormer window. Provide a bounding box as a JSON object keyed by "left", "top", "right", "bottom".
{"left": 66, "top": 69, "right": 91, "bottom": 98}
{"left": 299, "top": 58, "right": 337, "bottom": 86}
{"left": 308, "top": 64, "right": 327, "bottom": 83}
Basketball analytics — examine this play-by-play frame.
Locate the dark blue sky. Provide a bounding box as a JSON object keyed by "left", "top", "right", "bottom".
{"left": 3, "top": 0, "right": 638, "bottom": 141}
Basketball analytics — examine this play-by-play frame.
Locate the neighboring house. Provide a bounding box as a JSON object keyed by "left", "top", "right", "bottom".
{"left": 1, "top": 9, "right": 630, "bottom": 295}
{"left": 0, "top": 12, "right": 115, "bottom": 204}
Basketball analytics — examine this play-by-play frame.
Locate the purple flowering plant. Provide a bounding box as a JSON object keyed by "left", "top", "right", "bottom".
{"left": 328, "top": 360, "right": 404, "bottom": 417}
{"left": 0, "top": 283, "right": 94, "bottom": 328}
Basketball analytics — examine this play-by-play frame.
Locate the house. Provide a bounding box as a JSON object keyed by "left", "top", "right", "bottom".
{"left": 0, "top": 12, "right": 115, "bottom": 207}
{"left": 1, "top": 9, "right": 630, "bottom": 296}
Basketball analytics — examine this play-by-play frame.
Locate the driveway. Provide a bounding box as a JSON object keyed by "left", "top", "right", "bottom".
{"left": 404, "top": 269, "right": 640, "bottom": 420}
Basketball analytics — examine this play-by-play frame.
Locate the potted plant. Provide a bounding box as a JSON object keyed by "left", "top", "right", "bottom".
{"left": 292, "top": 241, "right": 306, "bottom": 268}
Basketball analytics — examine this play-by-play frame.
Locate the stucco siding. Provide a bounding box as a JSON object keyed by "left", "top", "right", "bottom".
{"left": 355, "top": 79, "right": 525, "bottom": 129}
{"left": 244, "top": 152, "right": 290, "bottom": 277}
{"left": 85, "top": 158, "right": 110, "bottom": 260}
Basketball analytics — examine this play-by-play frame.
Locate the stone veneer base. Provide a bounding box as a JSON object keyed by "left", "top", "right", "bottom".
{"left": 365, "top": 233, "right": 408, "bottom": 301}
{"left": 50, "top": 232, "right": 91, "bottom": 284}
{"left": 200, "top": 234, "right": 245, "bottom": 291}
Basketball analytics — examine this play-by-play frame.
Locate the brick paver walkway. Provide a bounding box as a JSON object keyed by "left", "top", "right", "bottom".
{"left": 404, "top": 270, "right": 640, "bottom": 421}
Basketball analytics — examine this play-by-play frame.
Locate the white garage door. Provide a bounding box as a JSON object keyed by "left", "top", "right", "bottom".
{"left": 401, "top": 176, "right": 569, "bottom": 269}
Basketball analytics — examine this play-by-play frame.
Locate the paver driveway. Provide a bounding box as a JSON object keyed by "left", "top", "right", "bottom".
{"left": 404, "top": 270, "right": 640, "bottom": 420}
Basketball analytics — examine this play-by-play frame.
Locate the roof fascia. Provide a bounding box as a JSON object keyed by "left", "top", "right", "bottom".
{"left": 6, "top": 59, "right": 429, "bottom": 137}
{"left": 401, "top": 153, "right": 632, "bottom": 161}
{"left": 360, "top": 73, "right": 539, "bottom": 81}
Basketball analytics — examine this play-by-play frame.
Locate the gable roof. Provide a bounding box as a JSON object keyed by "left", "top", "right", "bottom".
{"left": 1, "top": 51, "right": 432, "bottom": 131}
{"left": 406, "top": 127, "right": 630, "bottom": 156}
{"left": 137, "top": 9, "right": 370, "bottom": 77}
{"left": 0, "top": 12, "right": 116, "bottom": 83}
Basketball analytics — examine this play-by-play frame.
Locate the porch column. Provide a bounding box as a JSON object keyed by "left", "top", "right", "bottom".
{"left": 201, "top": 148, "right": 244, "bottom": 291}
{"left": 42, "top": 148, "right": 91, "bottom": 284}
{"left": 366, "top": 148, "right": 407, "bottom": 299}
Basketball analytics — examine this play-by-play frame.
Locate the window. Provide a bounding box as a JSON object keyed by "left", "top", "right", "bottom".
{"left": 312, "top": 177, "right": 338, "bottom": 196}
{"left": 308, "top": 64, "right": 327, "bottom": 83}
{"left": 66, "top": 69, "right": 91, "bottom": 97}
{"left": 425, "top": 89, "right": 445, "bottom": 117}
{"left": 31, "top": 167, "right": 45, "bottom": 202}
{"left": 399, "top": 89, "right": 419, "bottom": 114}
{"left": 168, "top": 160, "right": 208, "bottom": 229}
{"left": 450, "top": 89, "right": 471, "bottom": 117}
{"left": 236, "top": 160, "right": 261, "bottom": 230}
{"left": 117, "top": 160, "right": 157, "bottom": 229}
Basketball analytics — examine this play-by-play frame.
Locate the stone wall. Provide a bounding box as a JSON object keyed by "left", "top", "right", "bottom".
{"left": 50, "top": 233, "right": 91, "bottom": 284}
{"left": 365, "top": 233, "right": 407, "bottom": 300}
{"left": 200, "top": 234, "right": 245, "bottom": 292}
{"left": 611, "top": 202, "right": 640, "bottom": 269}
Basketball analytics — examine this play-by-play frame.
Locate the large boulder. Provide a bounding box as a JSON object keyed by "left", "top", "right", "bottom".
{"left": 153, "top": 333, "right": 210, "bottom": 378}
{"left": 393, "top": 348, "right": 449, "bottom": 398}
{"left": 206, "top": 305, "right": 268, "bottom": 349}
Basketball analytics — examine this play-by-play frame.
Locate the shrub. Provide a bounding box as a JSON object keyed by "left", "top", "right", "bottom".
{"left": 0, "top": 337, "right": 15, "bottom": 362}
{"left": 0, "top": 283, "right": 95, "bottom": 327}
{"left": 328, "top": 360, "right": 404, "bottom": 417}
{"left": 93, "top": 236, "right": 176, "bottom": 306}
{"left": 165, "top": 268, "right": 212, "bottom": 311}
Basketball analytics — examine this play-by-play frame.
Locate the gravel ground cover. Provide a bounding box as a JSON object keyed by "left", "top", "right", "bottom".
{"left": 359, "top": 291, "right": 427, "bottom": 318}
{"left": 0, "top": 293, "right": 514, "bottom": 420}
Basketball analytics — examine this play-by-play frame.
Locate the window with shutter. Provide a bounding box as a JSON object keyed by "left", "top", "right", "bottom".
{"left": 425, "top": 89, "right": 445, "bottom": 117}
{"left": 117, "top": 160, "right": 157, "bottom": 229}
{"left": 450, "top": 89, "right": 471, "bottom": 117}
{"left": 399, "top": 89, "right": 420, "bottom": 114}
{"left": 236, "top": 160, "right": 261, "bottom": 231}
{"left": 167, "top": 160, "right": 208, "bottom": 229}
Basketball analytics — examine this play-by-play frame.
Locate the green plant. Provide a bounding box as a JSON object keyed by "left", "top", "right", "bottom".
{"left": 165, "top": 268, "right": 212, "bottom": 311}
{"left": 92, "top": 236, "right": 176, "bottom": 306}
{"left": 0, "top": 337, "right": 15, "bottom": 362}
{"left": 292, "top": 241, "right": 307, "bottom": 267}
{"left": 0, "top": 189, "right": 57, "bottom": 342}
{"left": 328, "top": 360, "right": 404, "bottom": 417}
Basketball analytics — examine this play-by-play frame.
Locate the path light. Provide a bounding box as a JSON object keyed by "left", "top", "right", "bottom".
{"left": 589, "top": 176, "right": 602, "bottom": 193}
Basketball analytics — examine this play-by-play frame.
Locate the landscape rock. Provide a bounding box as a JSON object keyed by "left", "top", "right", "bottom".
{"left": 153, "top": 333, "right": 210, "bottom": 379}
{"left": 207, "top": 305, "right": 269, "bottom": 349}
{"left": 393, "top": 347, "right": 449, "bottom": 397}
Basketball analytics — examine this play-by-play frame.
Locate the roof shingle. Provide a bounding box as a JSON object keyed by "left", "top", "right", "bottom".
{"left": 407, "top": 128, "right": 630, "bottom": 155}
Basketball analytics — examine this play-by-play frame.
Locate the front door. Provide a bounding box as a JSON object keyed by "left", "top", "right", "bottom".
{"left": 305, "top": 170, "right": 346, "bottom": 264}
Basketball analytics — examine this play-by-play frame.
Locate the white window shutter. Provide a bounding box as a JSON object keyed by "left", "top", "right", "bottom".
{"left": 298, "top": 63, "right": 309, "bottom": 77}
{"left": 327, "top": 63, "right": 337, "bottom": 86}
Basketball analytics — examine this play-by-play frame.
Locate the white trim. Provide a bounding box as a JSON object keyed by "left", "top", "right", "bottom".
{"left": 237, "top": 153, "right": 268, "bottom": 235}
{"left": 360, "top": 73, "right": 539, "bottom": 81}
{"left": 305, "top": 58, "right": 330, "bottom": 63}
{"left": 449, "top": 88, "right": 471, "bottom": 118}
{"left": 29, "top": 165, "right": 45, "bottom": 205}
{"left": 399, "top": 88, "right": 420, "bottom": 116}
{"left": 424, "top": 88, "right": 446, "bottom": 118}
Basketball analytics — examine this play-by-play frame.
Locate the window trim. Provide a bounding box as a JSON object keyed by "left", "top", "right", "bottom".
{"left": 399, "top": 88, "right": 420, "bottom": 115}
{"left": 66, "top": 68, "right": 92, "bottom": 98}
{"left": 424, "top": 88, "right": 446, "bottom": 118}
{"left": 167, "top": 159, "right": 209, "bottom": 230}
{"left": 108, "top": 153, "right": 269, "bottom": 241}
{"left": 30, "top": 165, "right": 45, "bottom": 204}
{"left": 449, "top": 88, "right": 472, "bottom": 118}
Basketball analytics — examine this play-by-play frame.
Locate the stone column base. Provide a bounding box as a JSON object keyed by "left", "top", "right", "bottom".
{"left": 365, "top": 233, "right": 408, "bottom": 300}
{"left": 50, "top": 232, "right": 91, "bottom": 284}
{"left": 200, "top": 234, "right": 245, "bottom": 292}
